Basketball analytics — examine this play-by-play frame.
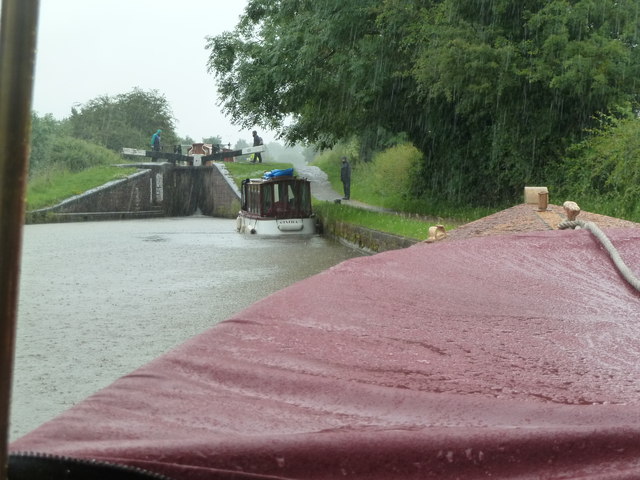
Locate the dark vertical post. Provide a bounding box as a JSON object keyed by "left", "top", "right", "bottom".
{"left": 0, "top": 0, "right": 40, "bottom": 478}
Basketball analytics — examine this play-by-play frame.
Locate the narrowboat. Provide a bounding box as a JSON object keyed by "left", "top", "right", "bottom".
{"left": 236, "top": 168, "right": 317, "bottom": 235}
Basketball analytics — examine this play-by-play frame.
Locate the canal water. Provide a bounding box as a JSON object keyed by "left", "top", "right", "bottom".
{"left": 10, "top": 216, "right": 364, "bottom": 440}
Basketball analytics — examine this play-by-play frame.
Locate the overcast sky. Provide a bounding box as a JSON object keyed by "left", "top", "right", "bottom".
{"left": 32, "top": 0, "right": 275, "bottom": 145}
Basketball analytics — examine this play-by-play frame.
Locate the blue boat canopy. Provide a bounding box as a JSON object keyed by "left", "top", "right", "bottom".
{"left": 263, "top": 168, "right": 294, "bottom": 179}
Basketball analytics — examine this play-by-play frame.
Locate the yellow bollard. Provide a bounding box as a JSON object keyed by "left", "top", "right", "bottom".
{"left": 425, "top": 225, "right": 447, "bottom": 243}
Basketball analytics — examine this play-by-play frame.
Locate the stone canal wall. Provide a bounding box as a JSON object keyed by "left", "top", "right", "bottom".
{"left": 26, "top": 163, "right": 241, "bottom": 223}
{"left": 320, "top": 220, "right": 418, "bottom": 253}
{"left": 163, "top": 165, "right": 240, "bottom": 218}
{"left": 27, "top": 169, "right": 163, "bottom": 223}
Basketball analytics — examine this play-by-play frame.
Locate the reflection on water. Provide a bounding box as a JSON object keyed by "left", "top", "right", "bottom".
{"left": 11, "top": 216, "right": 364, "bottom": 440}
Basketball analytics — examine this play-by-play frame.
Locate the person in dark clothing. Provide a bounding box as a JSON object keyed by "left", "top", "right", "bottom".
{"left": 252, "top": 130, "right": 263, "bottom": 163}
{"left": 151, "top": 129, "right": 162, "bottom": 152}
{"left": 340, "top": 156, "right": 351, "bottom": 200}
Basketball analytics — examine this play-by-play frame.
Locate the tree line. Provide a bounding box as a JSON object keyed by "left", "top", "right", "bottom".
{"left": 29, "top": 88, "right": 228, "bottom": 178}
{"left": 29, "top": 87, "right": 311, "bottom": 180}
{"left": 206, "top": 0, "right": 640, "bottom": 207}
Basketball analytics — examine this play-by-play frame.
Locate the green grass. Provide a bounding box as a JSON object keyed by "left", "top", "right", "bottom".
{"left": 313, "top": 202, "right": 459, "bottom": 241}
{"left": 311, "top": 150, "right": 497, "bottom": 224}
{"left": 27, "top": 165, "right": 138, "bottom": 210}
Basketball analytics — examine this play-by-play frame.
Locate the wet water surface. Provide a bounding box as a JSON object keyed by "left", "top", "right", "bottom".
{"left": 11, "top": 216, "right": 363, "bottom": 439}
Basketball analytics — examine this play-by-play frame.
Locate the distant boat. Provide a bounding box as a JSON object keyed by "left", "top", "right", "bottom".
{"left": 236, "top": 168, "right": 316, "bottom": 235}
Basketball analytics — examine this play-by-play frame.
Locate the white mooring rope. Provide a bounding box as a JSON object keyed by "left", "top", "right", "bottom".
{"left": 558, "top": 220, "right": 640, "bottom": 293}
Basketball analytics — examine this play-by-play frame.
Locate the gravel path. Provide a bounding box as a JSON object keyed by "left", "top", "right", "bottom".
{"left": 296, "top": 165, "right": 340, "bottom": 202}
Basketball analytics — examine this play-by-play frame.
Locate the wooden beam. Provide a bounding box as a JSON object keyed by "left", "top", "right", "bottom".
{"left": 122, "top": 145, "right": 267, "bottom": 164}
{"left": 0, "top": 1, "right": 39, "bottom": 477}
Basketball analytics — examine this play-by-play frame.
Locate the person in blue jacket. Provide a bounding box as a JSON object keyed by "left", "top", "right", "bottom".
{"left": 151, "top": 129, "right": 162, "bottom": 152}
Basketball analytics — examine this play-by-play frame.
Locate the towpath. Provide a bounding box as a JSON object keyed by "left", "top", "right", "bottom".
{"left": 296, "top": 165, "right": 395, "bottom": 214}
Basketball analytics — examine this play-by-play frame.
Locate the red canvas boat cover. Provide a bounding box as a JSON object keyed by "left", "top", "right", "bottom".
{"left": 11, "top": 229, "right": 640, "bottom": 479}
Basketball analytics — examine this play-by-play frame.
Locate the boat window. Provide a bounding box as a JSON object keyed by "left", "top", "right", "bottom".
{"left": 262, "top": 184, "right": 273, "bottom": 216}
{"left": 299, "top": 182, "right": 311, "bottom": 215}
{"left": 248, "top": 184, "right": 261, "bottom": 214}
{"left": 284, "top": 183, "right": 294, "bottom": 205}
{"left": 252, "top": 179, "right": 313, "bottom": 218}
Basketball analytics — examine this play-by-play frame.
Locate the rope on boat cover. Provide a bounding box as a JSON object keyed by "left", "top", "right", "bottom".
{"left": 558, "top": 220, "right": 640, "bottom": 293}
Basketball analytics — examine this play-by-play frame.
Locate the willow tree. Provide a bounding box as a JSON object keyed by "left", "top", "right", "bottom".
{"left": 207, "top": 0, "right": 640, "bottom": 204}
{"left": 206, "top": 0, "right": 414, "bottom": 158}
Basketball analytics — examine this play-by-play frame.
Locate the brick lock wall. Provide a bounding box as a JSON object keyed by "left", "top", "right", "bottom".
{"left": 28, "top": 164, "right": 242, "bottom": 223}
{"left": 56, "top": 171, "right": 156, "bottom": 213}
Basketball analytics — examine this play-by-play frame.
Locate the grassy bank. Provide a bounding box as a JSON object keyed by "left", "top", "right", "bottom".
{"left": 311, "top": 148, "right": 497, "bottom": 224}
{"left": 27, "top": 164, "right": 138, "bottom": 211}
{"left": 313, "top": 202, "right": 458, "bottom": 241}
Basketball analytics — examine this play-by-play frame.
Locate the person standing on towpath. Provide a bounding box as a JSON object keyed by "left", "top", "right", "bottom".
{"left": 340, "top": 156, "right": 351, "bottom": 200}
